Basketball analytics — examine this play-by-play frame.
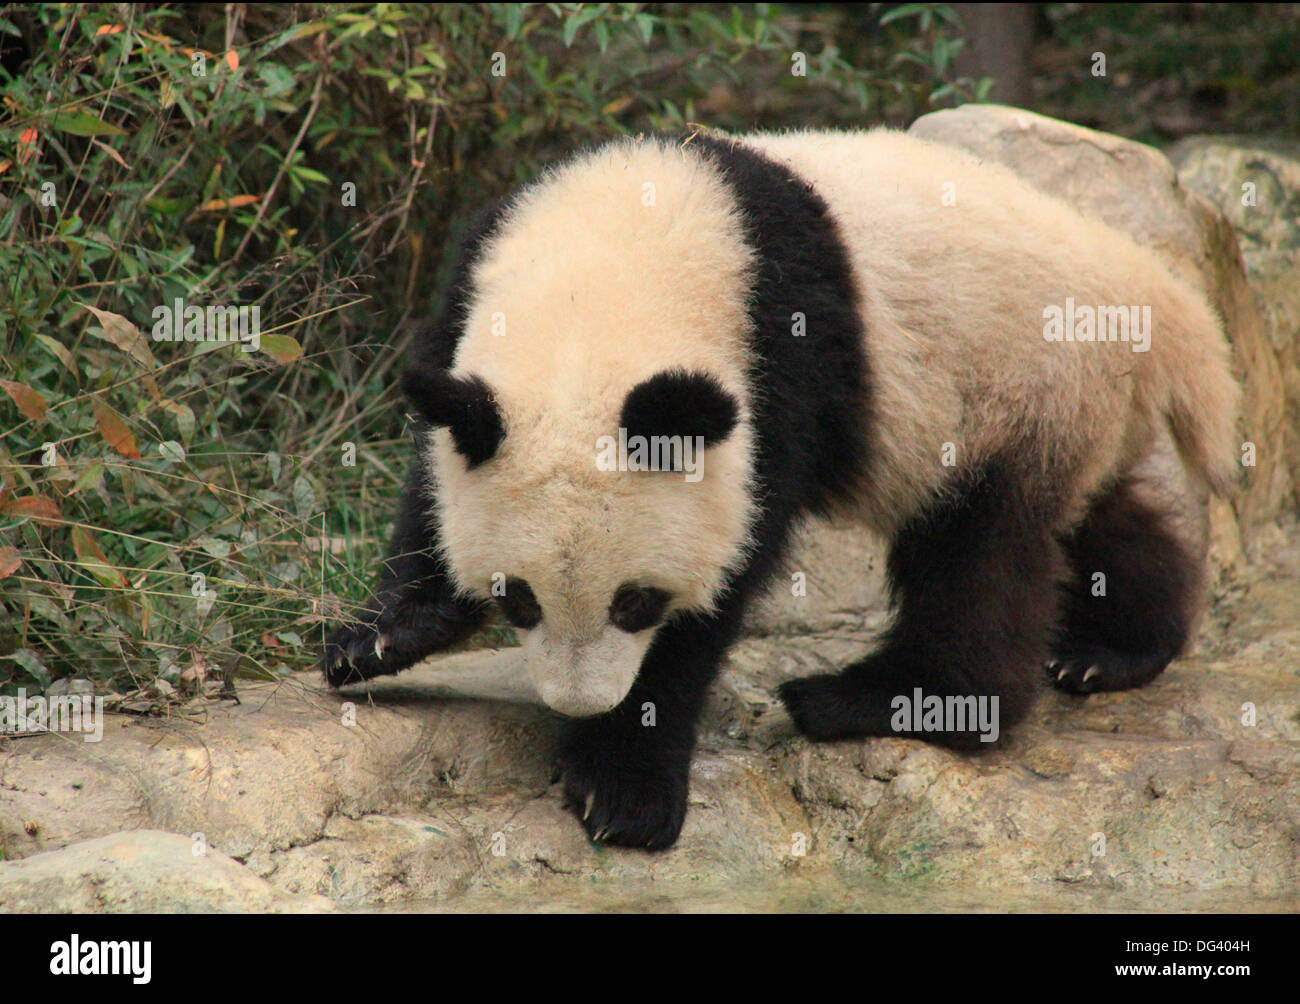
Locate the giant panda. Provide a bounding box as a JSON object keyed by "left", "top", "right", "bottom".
{"left": 321, "top": 128, "right": 1240, "bottom": 850}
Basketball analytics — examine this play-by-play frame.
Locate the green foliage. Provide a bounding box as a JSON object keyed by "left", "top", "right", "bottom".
{"left": 1037, "top": 3, "right": 1300, "bottom": 143}
{"left": 0, "top": 3, "right": 977, "bottom": 700}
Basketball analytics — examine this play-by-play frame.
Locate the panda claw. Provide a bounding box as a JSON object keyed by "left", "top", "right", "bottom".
{"left": 1048, "top": 646, "right": 1175, "bottom": 695}
{"left": 320, "top": 618, "right": 398, "bottom": 688}
{"left": 559, "top": 740, "right": 689, "bottom": 849}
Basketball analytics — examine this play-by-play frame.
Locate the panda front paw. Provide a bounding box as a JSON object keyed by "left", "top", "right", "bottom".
{"left": 320, "top": 596, "right": 489, "bottom": 688}
{"left": 559, "top": 743, "right": 690, "bottom": 851}
{"left": 320, "top": 618, "right": 394, "bottom": 687}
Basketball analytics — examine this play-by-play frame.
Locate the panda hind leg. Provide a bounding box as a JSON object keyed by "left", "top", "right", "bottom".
{"left": 1048, "top": 475, "right": 1201, "bottom": 695}
{"left": 779, "top": 456, "right": 1064, "bottom": 751}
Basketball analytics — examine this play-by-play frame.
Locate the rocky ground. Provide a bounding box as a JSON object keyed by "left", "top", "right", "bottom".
{"left": 2, "top": 107, "right": 1297, "bottom": 912}
{"left": 2, "top": 515, "right": 1296, "bottom": 913}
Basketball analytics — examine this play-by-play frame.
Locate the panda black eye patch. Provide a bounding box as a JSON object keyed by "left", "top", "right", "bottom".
{"left": 497, "top": 578, "right": 542, "bottom": 629}
{"left": 609, "top": 584, "right": 672, "bottom": 633}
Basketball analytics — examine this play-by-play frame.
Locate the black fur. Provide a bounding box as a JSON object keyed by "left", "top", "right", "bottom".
{"left": 780, "top": 454, "right": 1067, "bottom": 751}
{"left": 497, "top": 577, "right": 542, "bottom": 630}
{"left": 558, "top": 604, "right": 744, "bottom": 849}
{"left": 1048, "top": 477, "right": 1199, "bottom": 694}
{"left": 400, "top": 369, "right": 504, "bottom": 469}
{"left": 320, "top": 428, "right": 488, "bottom": 687}
{"left": 690, "top": 134, "right": 873, "bottom": 521}
{"left": 608, "top": 584, "right": 672, "bottom": 634}
{"left": 620, "top": 369, "right": 739, "bottom": 448}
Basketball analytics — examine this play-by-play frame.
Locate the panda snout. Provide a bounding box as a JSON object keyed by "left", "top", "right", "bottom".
{"left": 529, "top": 655, "right": 635, "bottom": 718}
{"left": 526, "top": 626, "right": 649, "bottom": 718}
{"left": 538, "top": 686, "right": 624, "bottom": 718}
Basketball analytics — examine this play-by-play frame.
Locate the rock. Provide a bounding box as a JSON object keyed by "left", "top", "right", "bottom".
{"left": 0, "top": 666, "right": 562, "bottom": 868}
{"left": 748, "top": 520, "right": 889, "bottom": 634}
{"left": 0, "top": 831, "right": 334, "bottom": 913}
{"left": 46, "top": 678, "right": 94, "bottom": 698}
{"left": 909, "top": 105, "right": 1291, "bottom": 547}
{"left": 1166, "top": 136, "right": 1300, "bottom": 511}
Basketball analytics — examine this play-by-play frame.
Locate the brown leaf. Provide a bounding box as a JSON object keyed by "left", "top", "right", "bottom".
{"left": 80, "top": 303, "right": 156, "bottom": 369}
{"left": 71, "top": 525, "right": 128, "bottom": 587}
{"left": 70, "top": 525, "right": 108, "bottom": 563}
{"left": 180, "top": 657, "right": 207, "bottom": 687}
{"left": 3, "top": 495, "right": 61, "bottom": 526}
{"left": 193, "top": 194, "right": 261, "bottom": 214}
{"left": 92, "top": 398, "right": 141, "bottom": 458}
{"left": 91, "top": 138, "right": 132, "bottom": 170}
{"left": 0, "top": 546, "right": 22, "bottom": 579}
{"left": 0, "top": 379, "right": 47, "bottom": 421}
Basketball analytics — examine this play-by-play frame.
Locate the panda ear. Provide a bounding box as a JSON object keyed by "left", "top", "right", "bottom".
{"left": 401, "top": 368, "right": 504, "bottom": 469}
{"left": 620, "top": 369, "right": 739, "bottom": 447}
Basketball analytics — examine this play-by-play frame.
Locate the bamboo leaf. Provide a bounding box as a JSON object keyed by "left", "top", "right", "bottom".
{"left": 70, "top": 459, "right": 104, "bottom": 496}
{"left": 81, "top": 303, "right": 156, "bottom": 369}
{"left": 92, "top": 398, "right": 142, "bottom": 458}
{"left": 51, "top": 110, "right": 126, "bottom": 137}
{"left": 259, "top": 333, "right": 302, "bottom": 364}
{"left": 0, "top": 379, "right": 47, "bottom": 421}
{"left": 1, "top": 648, "right": 51, "bottom": 688}
{"left": 3, "top": 495, "right": 61, "bottom": 525}
{"left": 34, "top": 333, "right": 76, "bottom": 374}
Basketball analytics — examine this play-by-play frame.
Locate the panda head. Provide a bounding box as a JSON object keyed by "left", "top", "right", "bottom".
{"left": 404, "top": 364, "right": 751, "bottom": 718}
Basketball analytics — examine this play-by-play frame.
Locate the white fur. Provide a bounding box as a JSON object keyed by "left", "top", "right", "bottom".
{"left": 425, "top": 129, "right": 1239, "bottom": 715}
{"left": 429, "top": 137, "right": 758, "bottom": 715}
{"left": 740, "top": 129, "right": 1239, "bottom": 530}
